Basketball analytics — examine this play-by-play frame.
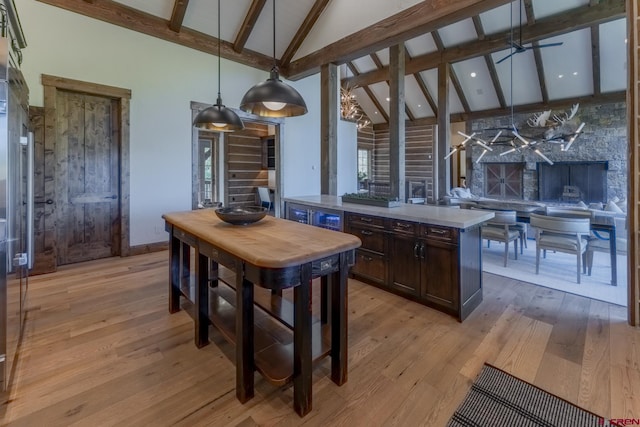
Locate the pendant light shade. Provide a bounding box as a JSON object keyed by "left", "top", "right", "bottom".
{"left": 193, "top": 96, "right": 245, "bottom": 132}
{"left": 193, "top": 0, "right": 244, "bottom": 131}
{"left": 240, "top": 0, "right": 307, "bottom": 118}
{"left": 240, "top": 68, "right": 307, "bottom": 117}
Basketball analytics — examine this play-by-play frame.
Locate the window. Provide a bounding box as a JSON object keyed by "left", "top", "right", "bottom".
{"left": 198, "top": 137, "right": 217, "bottom": 205}
{"left": 357, "top": 148, "right": 371, "bottom": 182}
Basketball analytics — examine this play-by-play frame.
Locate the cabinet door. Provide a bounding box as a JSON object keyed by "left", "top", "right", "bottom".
{"left": 352, "top": 249, "right": 386, "bottom": 285}
{"left": 485, "top": 163, "right": 523, "bottom": 199}
{"left": 389, "top": 233, "right": 421, "bottom": 296}
{"left": 422, "top": 239, "right": 459, "bottom": 311}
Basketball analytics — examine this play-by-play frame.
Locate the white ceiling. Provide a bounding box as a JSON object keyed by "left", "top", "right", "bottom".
{"left": 107, "top": 0, "right": 627, "bottom": 124}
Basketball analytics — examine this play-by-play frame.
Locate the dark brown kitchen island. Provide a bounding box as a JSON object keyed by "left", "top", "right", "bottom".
{"left": 162, "top": 209, "right": 361, "bottom": 416}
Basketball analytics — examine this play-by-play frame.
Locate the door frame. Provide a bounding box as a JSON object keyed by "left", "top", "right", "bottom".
{"left": 190, "top": 101, "right": 284, "bottom": 216}
{"left": 42, "top": 74, "right": 132, "bottom": 258}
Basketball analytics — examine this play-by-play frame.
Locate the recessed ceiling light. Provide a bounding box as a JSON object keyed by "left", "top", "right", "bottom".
{"left": 417, "top": 104, "right": 422, "bottom": 107}
{"left": 625, "top": 38, "right": 628, "bottom": 44}
{"left": 573, "top": 71, "right": 578, "bottom": 76}
{"left": 558, "top": 74, "right": 564, "bottom": 79}
{"left": 374, "top": 111, "right": 378, "bottom": 114}
{"left": 470, "top": 72, "right": 477, "bottom": 78}
{"left": 385, "top": 97, "right": 390, "bottom": 101}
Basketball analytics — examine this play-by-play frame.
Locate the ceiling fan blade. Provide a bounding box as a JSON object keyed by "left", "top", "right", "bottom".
{"left": 496, "top": 53, "right": 514, "bottom": 64}
{"left": 532, "top": 42, "right": 564, "bottom": 49}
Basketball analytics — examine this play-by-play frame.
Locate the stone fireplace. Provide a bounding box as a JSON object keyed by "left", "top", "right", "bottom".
{"left": 467, "top": 102, "right": 627, "bottom": 203}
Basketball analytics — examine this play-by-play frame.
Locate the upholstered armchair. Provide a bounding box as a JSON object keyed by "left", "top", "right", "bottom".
{"left": 530, "top": 213, "right": 591, "bottom": 284}
{"left": 479, "top": 209, "right": 520, "bottom": 267}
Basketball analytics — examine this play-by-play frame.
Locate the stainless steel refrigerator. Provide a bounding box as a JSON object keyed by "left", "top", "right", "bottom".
{"left": 0, "top": 0, "right": 31, "bottom": 397}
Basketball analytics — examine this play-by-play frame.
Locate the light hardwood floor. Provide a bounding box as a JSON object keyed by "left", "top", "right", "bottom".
{"left": 1, "top": 251, "right": 638, "bottom": 426}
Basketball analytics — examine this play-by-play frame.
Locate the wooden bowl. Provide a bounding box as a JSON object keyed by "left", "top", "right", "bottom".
{"left": 214, "top": 206, "right": 267, "bottom": 225}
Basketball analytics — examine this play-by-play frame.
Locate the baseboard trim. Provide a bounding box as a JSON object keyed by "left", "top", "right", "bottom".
{"left": 129, "top": 241, "right": 168, "bottom": 256}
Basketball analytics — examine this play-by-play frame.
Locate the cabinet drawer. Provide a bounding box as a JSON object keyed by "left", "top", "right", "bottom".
{"left": 349, "top": 225, "right": 385, "bottom": 253}
{"left": 389, "top": 219, "right": 417, "bottom": 234}
{"left": 352, "top": 250, "right": 386, "bottom": 284}
{"left": 421, "top": 225, "right": 458, "bottom": 242}
{"left": 347, "top": 213, "right": 385, "bottom": 228}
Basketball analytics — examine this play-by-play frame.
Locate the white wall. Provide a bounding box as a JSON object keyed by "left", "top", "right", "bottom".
{"left": 19, "top": 0, "right": 322, "bottom": 245}
{"left": 337, "top": 120, "right": 358, "bottom": 195}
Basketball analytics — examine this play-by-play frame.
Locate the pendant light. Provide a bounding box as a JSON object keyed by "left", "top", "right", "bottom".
{"left": 193, "top": 0, "right": 244, "bottom": 132}
{"left": 240, "top": 0, "right": 307, "bottom": 117}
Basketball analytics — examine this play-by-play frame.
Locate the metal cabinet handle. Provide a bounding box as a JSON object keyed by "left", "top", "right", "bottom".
{"left": 104, "top": 195, "right": 117, "bottom": 199}
{"left": 396, "top": 222, "right": 411, "bottom": 228}
{"left": 360, "top": 230, "right": 373, "bottom": 236}
{"left": 420, "top": 242, "right": 425, "bottom": 259}
{"left": 362, "top": 255, "right": 373, "bottom": 262}
{"left": 430, "top": 228, "right": 447, "bottom": 235}
{"left": 360, "top": 217, "right": 372, "bottom": 223}
{"left": 414, "top": 242, "right": 420, "bottom": 258}
{"left": 34, "top": 199, "right": 54, "bottom": 205}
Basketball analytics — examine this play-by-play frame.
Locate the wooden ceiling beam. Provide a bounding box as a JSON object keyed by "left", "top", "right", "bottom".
{"left": 281, "top": 0, "right": 331, "bottom": 66}
{"left": 234, "top": 0, "right": 267, "bottom": 53}
{"left": 364, "top": 85, "right": 389, "bottom": 123}
{"left": 475, "top": 15, "right": 506, "bottom": 109}
{"left": 341, "top": 0, "right": 624, "bottom": 88}
{"left": 431, "top": 30, "right": 470, "bottom": 114}
{"left": 284, "top": 0, "right": 513, "bottom": 80}
{"left": 168, "top": 0, "right": 190, "bottom": 33}
{"left": 522, "top": 4, "right": 549, "bottom": 104}
{"left": 413, "top": 71, "right": 438, "bottom": 116}
{"left": 373, "top": 90, "right": 625, "bottom": 129}
{"left": 37, "top": 0, "right": 275, "bottom": 72}
{"left": 370, "top": 53, "right": 384, "bottom": 69}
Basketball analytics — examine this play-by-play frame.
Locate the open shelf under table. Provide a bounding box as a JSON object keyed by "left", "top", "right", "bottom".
{"left": 208, "top": 282, "right": 331, "bottom": 386}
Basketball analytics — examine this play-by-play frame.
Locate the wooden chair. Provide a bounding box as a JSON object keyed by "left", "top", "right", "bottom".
{"left": 585, "top": 216, "right": 627, "bottom": 276}
{"left": 530, "top": 213, "right": 591, "bottom": 284}
{"left": 479, "top": 209, "right": 520, "bottom": 267}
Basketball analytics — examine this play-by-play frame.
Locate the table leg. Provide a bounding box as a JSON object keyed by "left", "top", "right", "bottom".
{"left": 169, "top": 232, "right": 180, "bottom": 313}
{"left": 294, "top": 263, "right": 313, "bottom": 416}
{"left": 331, "top": 252, "right": 348, "bottom": 386}
{"left": 181, "top": 242, "right": 190, "bottom": 291}
{"left": 236, "top": 264, "right": 254, "bottom": 403}
{"left": 194, "top": 250, "right": 209, "bottom": 348}
{"left": 209, "top": 259, "right": 219, "bottom": 287}
{"left": 609, "top": 227, "right": 617, "bottom": 286}
{"left": 320, "top": 275, "right": 328, "bottom": 325}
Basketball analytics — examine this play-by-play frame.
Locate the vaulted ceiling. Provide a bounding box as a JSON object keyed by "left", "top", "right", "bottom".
{"left": 38, "top": 0, "right": 626, "bottom": 125}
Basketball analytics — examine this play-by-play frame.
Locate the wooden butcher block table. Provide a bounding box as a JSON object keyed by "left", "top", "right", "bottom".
{"left": 162, "top": 209, "right": 361, "bottom": 416}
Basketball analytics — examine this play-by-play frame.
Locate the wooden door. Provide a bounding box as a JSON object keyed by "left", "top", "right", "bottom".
{"left": 485, "top": 163, "right": 523, "bottom": 199}
{"left": 55, "top": 91, "right": 121, "bottom": 265}
{"left": 29, "top": 107, "right": 56, "bottom": 274}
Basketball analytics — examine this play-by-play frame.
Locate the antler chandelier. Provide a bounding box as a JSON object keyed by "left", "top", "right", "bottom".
{"left": 340, "top": 86, "right": 370, "bottom": 129}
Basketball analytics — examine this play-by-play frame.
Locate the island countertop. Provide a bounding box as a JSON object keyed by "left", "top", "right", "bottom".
{"left": 284, "top": 195, "right": 494, "bottom": 229}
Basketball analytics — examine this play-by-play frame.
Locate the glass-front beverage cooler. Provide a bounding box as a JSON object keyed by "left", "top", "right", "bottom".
{"left": 286, "top": 203, "right": 343, "bottom": 232}
{"left": 312, "top": 209, "right": 342, "bottom": 231}
{"left": 287, "top": 203, "right": 310, "bottom": 224}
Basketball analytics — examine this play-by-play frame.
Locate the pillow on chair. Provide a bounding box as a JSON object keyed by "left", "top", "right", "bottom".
{"left": 605, "top": 200, "right": 623, "bottom": 213}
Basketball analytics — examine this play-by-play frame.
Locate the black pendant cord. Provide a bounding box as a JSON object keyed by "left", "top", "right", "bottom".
{"left": 510, "top": 0, "right": 514, "bottom": 128}
{"left": 272, "top": 0, "right": 277, "bottom": 72}
{"left": 217, "top": 0, "right": 222, "bottom": 105}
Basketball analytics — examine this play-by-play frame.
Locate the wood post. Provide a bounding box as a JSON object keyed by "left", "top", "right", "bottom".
{"left": 628, "top": 0, "right": 639, "bottom": 326}
{"left": 436, "top": 63, "right": 451, "bottom": 203}
{"left": 321, "top": 63, "right": 338, "bottom": 195}
{"left": 389, "top": 44, "right": 406, "bottom": 202}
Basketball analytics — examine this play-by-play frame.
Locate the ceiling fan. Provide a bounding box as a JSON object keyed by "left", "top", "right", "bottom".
{"left": 496, "top": 40, "right": 564, "bottom": 64}
{"left": 495, "top": 0, "right": 563, "bottom": 64}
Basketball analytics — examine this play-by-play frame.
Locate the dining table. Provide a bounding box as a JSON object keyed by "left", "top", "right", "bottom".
{"left": 162, "top": 209, "right": 361, "bottom": 416}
